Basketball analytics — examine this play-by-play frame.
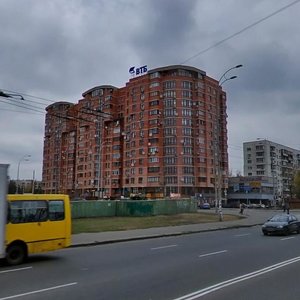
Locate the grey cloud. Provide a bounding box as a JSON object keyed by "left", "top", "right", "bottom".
{"left": 1, "top": 0, "right": 300, "bottom": 179}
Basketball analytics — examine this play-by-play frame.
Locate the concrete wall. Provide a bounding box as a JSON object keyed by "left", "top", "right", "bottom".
{"left": 71, "top": 199, "right": 197, "bottom": 218}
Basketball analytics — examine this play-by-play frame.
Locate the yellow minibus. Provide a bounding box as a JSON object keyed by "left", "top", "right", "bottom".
{"left": 5, "top": 194, "right": 71, "bottom": 265}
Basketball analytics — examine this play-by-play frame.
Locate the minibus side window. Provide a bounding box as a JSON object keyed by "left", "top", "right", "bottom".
{"left": 10, "top": 201, "right": 48, "bottom": 223}
{"left": 49, "top": 200, "right": 65, "bottom": 221}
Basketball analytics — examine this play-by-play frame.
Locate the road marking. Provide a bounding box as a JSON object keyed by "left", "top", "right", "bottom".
{"left": 173, "top": 256, "right": 300, "bottom": 300}
{"left": 151, "top": 244, "right": 178, "bottom": 250}
{"left": 234, "top": 233, "right": 251, "bottom": 237}
{"left": 0, "top": 267, "right": 32, "bottom": 274}
{"left": 199, "top": 250, "right": 227, "bottom": 258}
{"left": 281, "top": 237, "right": 295, "bottom": 241}
{"left": 0, "top": 282, "right": 78, "bottom": 300}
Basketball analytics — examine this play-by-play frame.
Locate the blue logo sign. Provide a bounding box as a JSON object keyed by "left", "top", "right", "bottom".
{"left": 129, "top": 65, "right": 147, "bottom": 76}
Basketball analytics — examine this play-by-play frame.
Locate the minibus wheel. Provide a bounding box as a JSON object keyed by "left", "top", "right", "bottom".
{"left": 6, "top": 243, "right": 27, "bottom": 265}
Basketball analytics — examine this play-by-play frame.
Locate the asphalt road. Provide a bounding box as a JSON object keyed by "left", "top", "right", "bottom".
{"left": 1, "top": 225, "right": 300, "bottom": 300}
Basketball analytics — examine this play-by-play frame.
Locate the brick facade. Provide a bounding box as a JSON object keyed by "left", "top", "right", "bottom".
{"left": 42, "top": 65, "right": 228, "bottom": 200}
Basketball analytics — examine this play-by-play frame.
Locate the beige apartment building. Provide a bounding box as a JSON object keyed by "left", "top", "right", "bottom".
{"left": 243, "top": 139, "right": 300, "bottom": 202}
{"left": 42, "top": 65, "right": 228, "bottom": 200}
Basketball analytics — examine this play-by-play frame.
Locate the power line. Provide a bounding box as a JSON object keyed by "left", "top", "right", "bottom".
{"left": 0, "top": 97, "right": 95, "bottom": 124}
{"left": 0, "top": 107, "right": 44, "bottom": 115}
{"left": 181, "top": 0, "right": 300, "bottom": 64}
{"left": 0, "top": 98, "right": 45, "bottom": 114}
{"left": 0, "top": 88, "right": 60, "bottom": 104}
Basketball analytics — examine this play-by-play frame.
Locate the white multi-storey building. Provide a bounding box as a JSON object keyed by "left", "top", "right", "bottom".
{"left": 243, "top": 139, "right": 300, "bottom": 201}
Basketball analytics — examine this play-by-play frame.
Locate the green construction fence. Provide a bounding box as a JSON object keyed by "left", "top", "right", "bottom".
{"left": 71, "top": 199, "right": 197, "bottom": 218}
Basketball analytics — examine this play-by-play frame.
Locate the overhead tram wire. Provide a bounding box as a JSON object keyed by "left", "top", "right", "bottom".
{"left": 0, "top": 88, "right": 59, "bottom": 104}
{"left": 0, "top": 89, "right": 110, "bottom": 121}
{"left": 0, "top": 95, "right": 95, "bottom": 124}
{"left": 0, "top": 97, "right": 45, "bottom": 114}
{"left": 180, "top": 0, "right": 300, "bottom": 64}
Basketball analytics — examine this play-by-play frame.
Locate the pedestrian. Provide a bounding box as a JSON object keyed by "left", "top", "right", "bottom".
{"left": 285, "top": 201, "right": 290, "bottom": 214}
{"left": 239, "top": 203, "right": 244, "bottom": 215}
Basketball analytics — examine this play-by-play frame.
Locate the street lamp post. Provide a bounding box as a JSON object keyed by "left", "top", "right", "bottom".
{"left": 16, "top": 155, "right": 31, "bottom": 194}
{"left": 215, "top": 64, "right": 242, "bottom": 221}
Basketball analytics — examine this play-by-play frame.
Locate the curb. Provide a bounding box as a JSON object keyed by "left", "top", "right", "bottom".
{"left": 71, "top": 222, "right": 264, "bottom": 248}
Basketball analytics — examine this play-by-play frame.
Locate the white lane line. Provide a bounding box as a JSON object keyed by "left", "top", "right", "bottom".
{"left": 0, "top": 282, "right": 78, "bottom": 300}
{"left": 151, "top": 244, "right": 178, "bottom": 251}
{"left": 0, "top": 267, "right": 32, "bottom": 274}
{"left": 199, "top": 250, "right": 227, "bottom": 258}
{"left": 234, "top": 234, "right": 251, "bottom": 237}
{"left": 281, "top": 237, "right": 295, "bottom": 241}
{"left": 173, "top": 256, "right": 300, "bottom": 300}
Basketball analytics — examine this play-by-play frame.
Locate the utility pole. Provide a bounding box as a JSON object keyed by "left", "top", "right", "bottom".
{"left": 16, "top": 155, "right": 31, "bottom": 194}
{"left": 32, "top": 170, "right": 35, "bottom": 194}
{"left": 215, "top": 65, "right": 243, "bottom": 221}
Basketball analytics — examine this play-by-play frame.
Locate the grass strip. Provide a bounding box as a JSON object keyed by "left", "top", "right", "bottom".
{"left": 72, "top": 212, "right": 241, "bottom": 234}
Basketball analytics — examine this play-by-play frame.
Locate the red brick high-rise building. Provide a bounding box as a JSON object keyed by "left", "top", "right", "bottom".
{"left": 42, "top": 65, "right": 228, "bottom": 200}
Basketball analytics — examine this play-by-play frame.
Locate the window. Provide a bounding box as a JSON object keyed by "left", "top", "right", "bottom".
{"left": 149, "top": 128, "right": 159, "bottom": 135}
{"left": 182, "top": 99, "right": 192, "bottom": 107}
{"left": 183, "top": 176, "right": 194, "bottom": 184}
{"left": 150, "top": 72, "right": 160, "bottom": 79}
{"left": 149, "top": 82, "right": 160, "bottom": 88}
{"left": 164, "top": 127, "right": 177, "bottom": 136}
{"left": 164, "top": 147, "right": 176, "bottom": 155}
{"left": 164, "top": 157, "right": 177, "bottom": 165}
{"left": 49, "top": 200, "right": 65, "bottom": 221}
{"left": 149, "top": 109, "right": 160, "bottom": 116}
{"left": 148, "top": 177, "right": 160, "bottom": 182}
{"left": 164, "top": 99, "right": 176, "bottom": 107}
{"left": 148, "top": 167, "right": 160, "bottom": 173}
{"left": 164, "top": 118, "right": 176, "bottom": 126}
{"left": 163, "top": 81, "right": 176, "bottom": 89}
{"left": 182, "top": 109, "right": 192, "bottom": 116}
{"left": 164, "top": 109, "right": 178, "bottom": 117}
{"left": 182, "top": 127, "right": 192, "bottom": 136}
{"left": 165, "top": 176, "right": 178, "bottom": 184}
{"left": 183, "top": 157, "right": 193, "bottom": 164}
{"left": 150, "top": 100, "right": 159, "bottom": 106}
{"left": 178, "top": 69, "right": 192, "bottom": 77}
{"left": 150, "top": 91, "right": 159, "bottom": 97}
{"left": 183, "top": 167, "right": 194, "bottom": 174}
{"left": 182, "top": 90, "right": 192, "bottom": 98}
{"left": 164, "top": 166, "right": 177, "bottom": 174}
{"left": 164, "top": 90, "right": 176, "bottom": 98}
{"left": 182, "top": 81, "right": 192, "bottom": 89}
{"left": 9, "top": 201, "right": 48, "bottom": 223}
{"left": 149, "top": 157, "right": 159, "bottom": 163}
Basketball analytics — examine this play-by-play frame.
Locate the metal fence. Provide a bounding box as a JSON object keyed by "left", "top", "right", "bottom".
{"left": 71, "top": 199, "right": 197, "bottom": 218}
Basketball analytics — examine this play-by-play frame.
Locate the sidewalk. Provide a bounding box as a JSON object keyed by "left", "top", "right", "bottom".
{"left": 71, "top": 208, "right": 295, "bottom": 247}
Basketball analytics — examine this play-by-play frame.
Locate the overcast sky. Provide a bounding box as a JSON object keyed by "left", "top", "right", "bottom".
{"left": 0, "top": 0, "right": 299, "bottom": 181}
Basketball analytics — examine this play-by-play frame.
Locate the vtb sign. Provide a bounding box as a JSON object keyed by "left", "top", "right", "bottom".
{"left": 129, "top": 65, "right": 147, "bottom": 76}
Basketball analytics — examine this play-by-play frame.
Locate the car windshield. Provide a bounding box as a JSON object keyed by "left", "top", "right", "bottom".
{"left": 269, "top": 215, "right": 289, "bottom": 222}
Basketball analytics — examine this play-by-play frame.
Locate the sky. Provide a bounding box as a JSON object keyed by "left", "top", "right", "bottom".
{"left": 0, "top": 0, "right": 300, "bottom": 181}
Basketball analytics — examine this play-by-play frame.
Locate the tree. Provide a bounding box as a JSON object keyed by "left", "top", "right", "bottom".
{"left": 292, "top": 170, "right": 300, "bottom": 199}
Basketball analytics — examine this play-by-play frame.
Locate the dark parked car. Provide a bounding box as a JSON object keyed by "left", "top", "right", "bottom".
{"left": 198, "top": 202, "right": 211, "bottom": 209}
{"left": 262, "top": 214, "right": 300, "bottom": 236}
